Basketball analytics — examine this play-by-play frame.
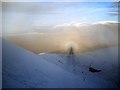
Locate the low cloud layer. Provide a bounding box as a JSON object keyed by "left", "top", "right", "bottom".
{"left": 5, "top": 21, "right": 118, "bottom": 54}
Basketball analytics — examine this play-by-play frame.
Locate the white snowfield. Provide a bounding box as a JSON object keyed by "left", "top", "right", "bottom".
{"left": 3, "top": 40, "right": 118, "bottom": 88}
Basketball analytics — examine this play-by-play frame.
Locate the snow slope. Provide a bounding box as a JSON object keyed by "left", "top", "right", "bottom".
{"left": 39, "top": 47, "right": 118, "bottom": 86}
{"left": 3, "top": 40, "right": 118, "bottom": 88}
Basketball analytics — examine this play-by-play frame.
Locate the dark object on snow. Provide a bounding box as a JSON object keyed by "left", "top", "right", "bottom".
{"left": 89, "top": 67, "right": 101, "bottom": 72}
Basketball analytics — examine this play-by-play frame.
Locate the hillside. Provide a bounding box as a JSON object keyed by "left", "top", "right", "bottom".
{"left": 3, "top": 40, "right": 118, "bottom": 88}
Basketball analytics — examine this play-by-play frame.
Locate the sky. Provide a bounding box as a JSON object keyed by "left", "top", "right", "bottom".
{"left": 2, "top": 1, "right": 118, "bottom": 54}
{"left": 2, "top": 2, "right": 118, "bottom": 34}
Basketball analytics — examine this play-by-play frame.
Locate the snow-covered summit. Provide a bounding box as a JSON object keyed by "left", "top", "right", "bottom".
{"left": 2, "top": 40, "right": 118, "bottom": 88}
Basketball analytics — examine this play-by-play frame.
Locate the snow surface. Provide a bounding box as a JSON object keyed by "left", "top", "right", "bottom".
{"left": 39, "top": 47, "right": 118, "bottom": 86}
{"left": 3, "top": 40, "right": 118, "bottom": 88}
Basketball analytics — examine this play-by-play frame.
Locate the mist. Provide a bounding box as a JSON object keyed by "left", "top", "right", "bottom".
{"left": 4, "top": 21, "right": 118, "bottom": 54}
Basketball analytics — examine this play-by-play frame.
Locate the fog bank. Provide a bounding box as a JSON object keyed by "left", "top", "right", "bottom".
{"left": 4, "top": 21, "right": 118, "bottom": 54}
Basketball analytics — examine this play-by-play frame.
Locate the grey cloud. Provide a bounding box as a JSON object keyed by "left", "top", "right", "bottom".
{"left": 2, "top": 2, "right": 58, "bottom": 14}
{"left": 2, "top": 2, "right": 72, "bottom": 14}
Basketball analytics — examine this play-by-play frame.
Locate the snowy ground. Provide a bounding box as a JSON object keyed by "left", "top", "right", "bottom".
{"left": 39, "top": 47, "right": 118, "bottom": 86}
{"left": 2, "top": 40, "right": 119, "bottom": 88}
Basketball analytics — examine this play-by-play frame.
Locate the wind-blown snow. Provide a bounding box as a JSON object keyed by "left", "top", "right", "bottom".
{"left": 3, "top": 40, "right": 118, "bottom": 88}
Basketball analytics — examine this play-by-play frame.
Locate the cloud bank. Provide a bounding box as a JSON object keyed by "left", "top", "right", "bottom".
{"left": 4, "top": 21, "right": 118, "bottom": 54}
